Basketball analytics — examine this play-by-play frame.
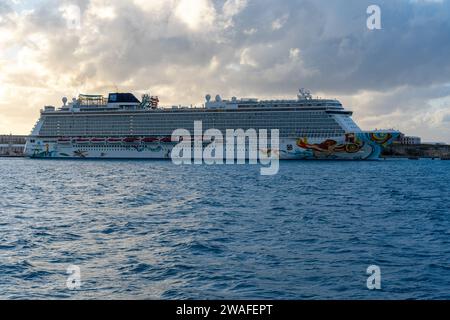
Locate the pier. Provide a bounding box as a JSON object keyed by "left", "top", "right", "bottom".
{"left": 382, "top": 143, "right": 450, "bottom": 160}
{"left": 0, "top": 135, "right": 26, "bottom": 157}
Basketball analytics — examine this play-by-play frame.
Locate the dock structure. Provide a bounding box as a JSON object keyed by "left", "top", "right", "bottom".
{"left": 0, "top": 135, "right": 27, "bottom": 157}
{"left": 383, "top": 143, "right": 450, "bottom": 160}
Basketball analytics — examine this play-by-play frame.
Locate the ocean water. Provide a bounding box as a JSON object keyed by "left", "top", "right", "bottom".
{"left": 0, "top": 158, "right": 449, "bottom": 300}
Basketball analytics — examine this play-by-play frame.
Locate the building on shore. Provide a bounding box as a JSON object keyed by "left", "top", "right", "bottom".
{"left": 383, "top": 142, "right": 450, "bottom": 159}
{"left": 0, "top": 135, "right": 27, "bottom": 157}
{"left": 394, "top": 133, "right": 422, "bottom": 145}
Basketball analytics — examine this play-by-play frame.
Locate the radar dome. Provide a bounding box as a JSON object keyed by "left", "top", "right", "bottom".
{"left": 215, "top": 95, "right": 222, "bottom": 102}
{"left": 205, "top": 94, "right": 211, "bottom": 102}
{"left": 62, "top": 97, "right": 68, "bottom": 106}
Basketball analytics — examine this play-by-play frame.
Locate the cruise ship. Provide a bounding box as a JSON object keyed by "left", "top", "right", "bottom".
{"left": 24, "top": 89, "right": 399, "bottom": 160}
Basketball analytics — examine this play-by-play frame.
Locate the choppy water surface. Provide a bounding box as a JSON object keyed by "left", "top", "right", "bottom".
{"left": 0, "top": 159, "right": 449, "bottom": 299}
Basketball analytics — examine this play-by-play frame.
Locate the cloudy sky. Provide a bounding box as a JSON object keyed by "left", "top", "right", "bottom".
{"left": 0, "top": 0, "right": 449, "bottom": 142}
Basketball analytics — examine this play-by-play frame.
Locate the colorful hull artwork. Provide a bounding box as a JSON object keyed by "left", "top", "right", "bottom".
{"left": 284, "top": 132, "right": 400, "bottom": 160}
{"left": 26, "top": 131, "right": 399, "bottom": 160}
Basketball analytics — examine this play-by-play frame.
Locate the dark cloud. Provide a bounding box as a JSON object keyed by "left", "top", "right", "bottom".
{"left": 0, "top": 0, "right": 13, "bottom": 26}
{"left": 216, "top": 0, "right": 450, "bottom": 95}
{"left": 443, "top": 114, "right": 450, "bottom": 122}
{"left": 0, "top": 0, "right": 11, "bottom": 13}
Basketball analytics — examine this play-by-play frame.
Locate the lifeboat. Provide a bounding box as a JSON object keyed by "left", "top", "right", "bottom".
{"left": 159, "top": 137, "right": 173, "bottom": 143}
{"left": 75, "top": 138, "right": 90, "bottom": 144}
{"left": 57, "top": 138, "right": 72, "bottom": 144}
{"left": 107, "top": 138, "right": 122, "bottom": 144}
{"left": 123, "top": 137, "right": 140, "bottom": 143}
{"left": 91, "top": 138, "right": 106, "bottom": 144}
{"left": 142, "top": 137, "right": 159, "bottom": 143}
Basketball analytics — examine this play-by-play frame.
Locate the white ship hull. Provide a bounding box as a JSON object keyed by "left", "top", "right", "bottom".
{"left": 25, "top": 132, "right": 398, "bottom": 161}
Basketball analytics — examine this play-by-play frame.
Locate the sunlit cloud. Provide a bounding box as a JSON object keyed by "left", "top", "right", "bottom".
{"left": 175, "top": 0, "right": 216, "bottom": 31}
{"left": 272, "top": 14, "right": 289, "bottom": 30}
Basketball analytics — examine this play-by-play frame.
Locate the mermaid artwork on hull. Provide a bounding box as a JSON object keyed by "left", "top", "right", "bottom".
{"left": 31, "top": 143, "right": 57, "bottom": 158}
{"left": 296, "top": 133, "right": 364, "bottom": 158}
{"left": 292, "top": 132, "right": 398, "bottom": 160}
